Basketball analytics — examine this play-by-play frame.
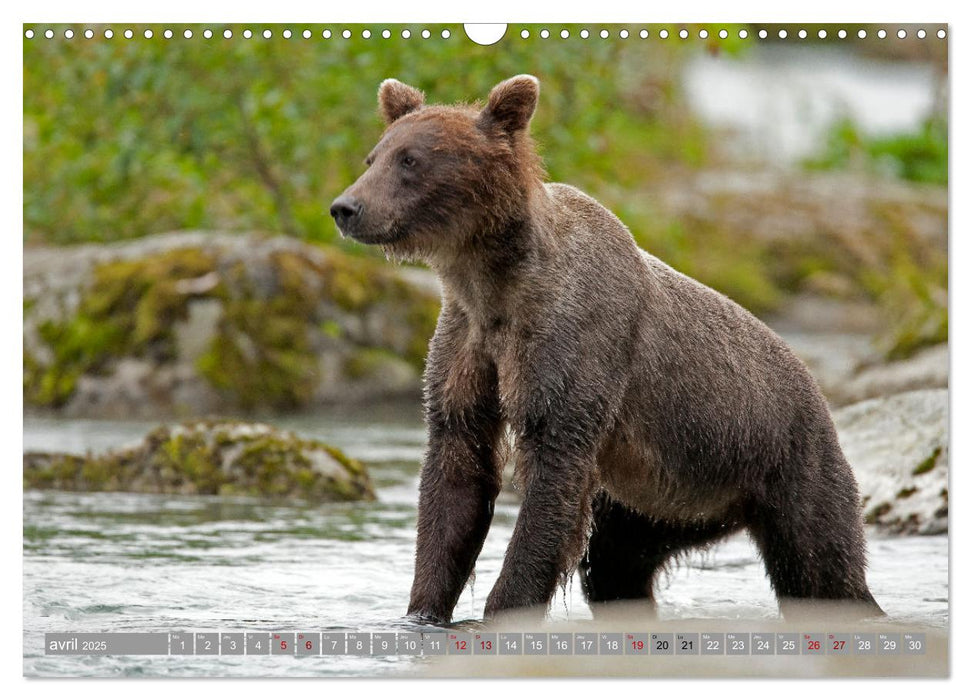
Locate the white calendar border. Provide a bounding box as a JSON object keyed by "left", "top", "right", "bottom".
{"left": 4, "top": 1, "right": 962, "bottom": 698}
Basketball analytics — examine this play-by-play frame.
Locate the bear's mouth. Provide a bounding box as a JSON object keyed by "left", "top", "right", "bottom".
{"left": 345, "top": 222, "right": 408, "bottom": 246}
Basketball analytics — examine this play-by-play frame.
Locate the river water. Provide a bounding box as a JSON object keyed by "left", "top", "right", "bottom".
{"left": 23, "top": 404, "right": 948, "bottom": 677}
{"left": 683, "top": 44, "right": 942, "bottom": 163}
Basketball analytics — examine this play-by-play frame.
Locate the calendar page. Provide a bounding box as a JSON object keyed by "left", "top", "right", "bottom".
{"left": 21, "top": 18, "right": 950, "bottom": 680}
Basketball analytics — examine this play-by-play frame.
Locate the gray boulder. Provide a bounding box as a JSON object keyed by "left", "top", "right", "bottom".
{"left": 835, "top": 389, "right": 948, "bottom": 535}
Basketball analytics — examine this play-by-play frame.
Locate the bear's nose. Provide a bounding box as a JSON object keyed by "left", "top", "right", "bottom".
{"left": 330, "top": 195, "right": 363, "bottom": 225}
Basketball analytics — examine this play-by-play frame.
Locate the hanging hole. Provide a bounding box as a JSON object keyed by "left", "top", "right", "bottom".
{"left": 464, "top": 23, "right": 506, "bottom": 45}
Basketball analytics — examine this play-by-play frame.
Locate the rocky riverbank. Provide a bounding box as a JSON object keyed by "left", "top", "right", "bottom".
{"left": 768, "top": 294, "right": 948, "bottom": 407}
{"left": 23, "top": 232, "right": 440, "bottom": 418}
{"left": 767, "top": 297, "right": 949, "bottom": 535}
{"left": 835, "top": 389, "right": 948, "bottom": 536}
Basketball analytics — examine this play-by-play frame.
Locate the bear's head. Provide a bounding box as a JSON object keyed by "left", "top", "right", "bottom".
{"left": 330, "top": 75, "right": 545, "bottom": 262}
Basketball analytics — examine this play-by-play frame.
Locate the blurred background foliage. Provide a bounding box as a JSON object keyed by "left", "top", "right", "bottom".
{"left": 24, "top": 24, "right": 948, "bottom": 367}
{"left": 24, "top": 23, "right": 715, "bottom": 246}
{"left": 805, "top": 117, "right": 947, "bottom": 185}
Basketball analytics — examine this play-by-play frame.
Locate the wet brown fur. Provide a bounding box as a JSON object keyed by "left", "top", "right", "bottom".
{"left": 331, "top": 75, "right": 883, "bottom": 624}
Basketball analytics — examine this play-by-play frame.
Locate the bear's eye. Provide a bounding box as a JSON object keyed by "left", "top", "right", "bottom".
{"left": 400, "top": 154, "right": 417, "bottom": 169}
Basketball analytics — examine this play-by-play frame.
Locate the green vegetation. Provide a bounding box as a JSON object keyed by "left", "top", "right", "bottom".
{"left": 806, "top": 117, "right": 948, "bottom": 186}
{"left": 622, "top": 207, "right": 783, "bottom": 315}
{"left": 621, "top": 188, "right": 947, "bottom": 358}
{"left": 194, "top": 250, "right": 320, "bottom": 411}
{"left": 913, "top": 446, "right": 942, "bottom": 476}
{"left": 862, "top": 235, "right": 948, "bottom": 361}
{"left": 786, "top": 217, "right": 947, "bottom": 361}
{"left": 343, "top": 347, "right": 405, "bottom": 381}
{"left": 24, "top": 23, "right": 711, "bottom": 246}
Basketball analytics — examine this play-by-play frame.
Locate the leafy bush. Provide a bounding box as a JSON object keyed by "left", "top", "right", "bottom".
{"left": 24, "top": 23, "right": 711, "bottom": 246}
{"left": 805, "top": 117, "right": 947, "bottom": 185}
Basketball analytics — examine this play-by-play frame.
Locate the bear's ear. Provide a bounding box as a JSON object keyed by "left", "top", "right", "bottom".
{"left": 378, "top": 79, "right": 425, "bottom": 124}
{"left": 480, "top": 74, "right": 540, "bottom": 134}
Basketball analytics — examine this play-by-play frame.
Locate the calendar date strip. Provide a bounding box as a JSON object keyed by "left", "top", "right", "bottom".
{"left": 45, "top": 631, "right": 927, "bottom": 656}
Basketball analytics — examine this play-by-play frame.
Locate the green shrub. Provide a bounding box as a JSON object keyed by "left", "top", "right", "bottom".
{"left": 806, "top": 117, "right": 947, "bottom": 186}
{"left": 24, "top": 23, "right": 712, "bottom": 246}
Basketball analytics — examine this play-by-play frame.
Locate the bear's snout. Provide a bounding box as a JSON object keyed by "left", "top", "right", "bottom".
{"left": 329, "top": 194, "right": 364, "bottom": 231}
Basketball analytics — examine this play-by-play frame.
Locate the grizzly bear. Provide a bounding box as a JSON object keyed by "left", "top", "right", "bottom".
{"left": 330, "top": 75, "right": 883, "bottom": 623}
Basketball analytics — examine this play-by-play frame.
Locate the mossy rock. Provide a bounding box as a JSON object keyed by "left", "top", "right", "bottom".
{"left": 24, "top": 232, "right": 441, "bottom": 414}
{"left": 23, "top": 420, "right": 376, "bottom": 502}
{"left": 25, "top": 247, "right": 219, "bottom": 409}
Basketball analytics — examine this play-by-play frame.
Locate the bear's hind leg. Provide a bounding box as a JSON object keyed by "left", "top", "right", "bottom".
{"left": 748, "top": 457, "right": 884, "bottom": 620}
{"left": 579, "top": 491, "right": 738, "bottom": 616}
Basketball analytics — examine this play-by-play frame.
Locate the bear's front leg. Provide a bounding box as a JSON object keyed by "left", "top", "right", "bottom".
{"left": 407, "top": 420, "right": 503, "bottom": 624}
{"left": 484, "top": 436, "right": 598, "bottom": 620}
{"left": 407, "top": 310, "right": 504, "bottom": 625}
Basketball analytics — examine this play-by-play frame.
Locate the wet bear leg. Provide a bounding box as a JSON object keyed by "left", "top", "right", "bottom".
{"left": 747, "top": 455, "right": 884, "bottom": 619}
{"left": 579, "top": 492, "right": 739, "bottom": 615}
